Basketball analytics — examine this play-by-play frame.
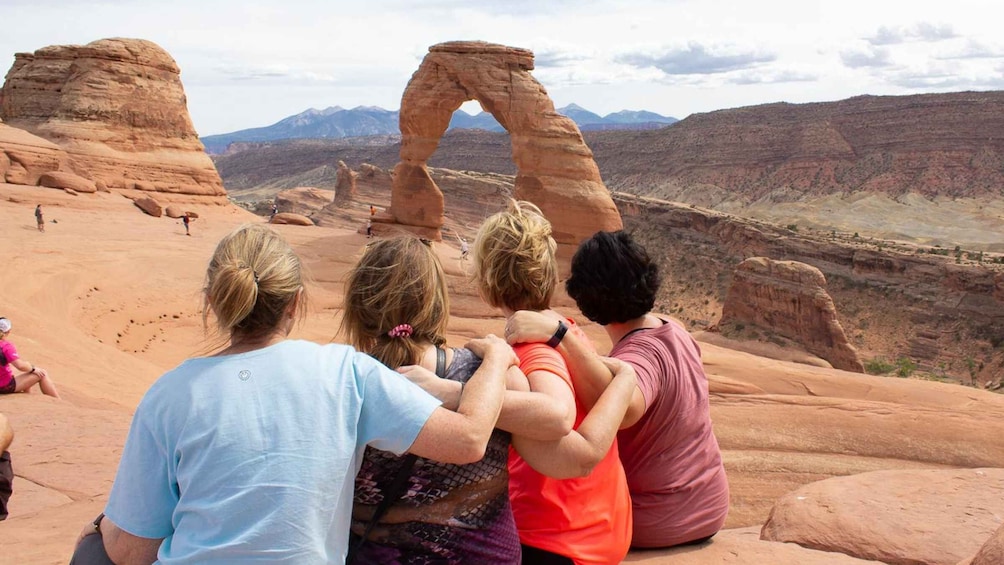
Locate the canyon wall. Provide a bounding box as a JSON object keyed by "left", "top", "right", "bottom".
{"left": 589, "top": 92, "right": 1004, "bottom": 205}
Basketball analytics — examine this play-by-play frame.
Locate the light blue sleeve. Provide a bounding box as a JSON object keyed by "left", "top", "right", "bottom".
{"left": 354, "top": 353, "right": 442, "bottom": 455}
{"left": 104, "top": 395, "right": 178, "bottom": 539}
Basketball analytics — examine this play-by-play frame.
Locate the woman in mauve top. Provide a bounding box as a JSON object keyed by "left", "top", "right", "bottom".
{"left": 507, "top": 230, "right": 729, "bottom": 548}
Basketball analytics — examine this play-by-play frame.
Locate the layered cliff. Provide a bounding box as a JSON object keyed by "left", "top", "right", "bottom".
{"left": 589, "top": 91, "right": 1004, "bottom": 205}
{"left": 1, "top": 38, "right": 224, "bottom": 201}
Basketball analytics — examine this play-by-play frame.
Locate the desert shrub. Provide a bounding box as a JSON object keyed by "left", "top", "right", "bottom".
{"left": 895, "top": 357, "right": 917, "bottom": 378}
{"left": 786, "top": 224, "right": 798, "bottom": 232}
{"left": 865, "top": 358, "right": 894, "bottom": 375}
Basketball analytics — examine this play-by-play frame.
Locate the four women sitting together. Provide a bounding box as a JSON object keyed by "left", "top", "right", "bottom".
{"left": 72, "top": 200, "right": 729, "bottom": 565}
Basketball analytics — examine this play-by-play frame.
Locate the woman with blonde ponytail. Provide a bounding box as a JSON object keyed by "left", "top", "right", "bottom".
{"left": 71, "top": 224, "right": 518, "bottom": 564}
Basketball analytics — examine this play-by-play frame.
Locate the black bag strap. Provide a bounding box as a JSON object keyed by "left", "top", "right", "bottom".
{"left": 347, "top": 347, "right": 448, "bottom": 563}
{"left": 435, "top": 345, "right": 446, "bottom": 379}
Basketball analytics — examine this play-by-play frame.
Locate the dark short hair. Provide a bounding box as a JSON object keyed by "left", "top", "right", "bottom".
{"left": 565, "top": 231, "right": 660, "bottom": 325}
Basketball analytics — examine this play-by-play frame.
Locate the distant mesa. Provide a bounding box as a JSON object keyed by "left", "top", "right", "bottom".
{"left": 0, "top": 38, "right": 225, "bottom": 203}
{"left": 592, "top": 90, "right": 1004, "bottom": 204}
{"left": 198, "top": 103, "right": 676, "bottom": 154}
{"left": 388, "top": 40, "right": 622, "bottom": 246}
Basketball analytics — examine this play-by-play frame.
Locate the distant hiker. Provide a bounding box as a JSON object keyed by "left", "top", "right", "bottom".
{"left": 366, "top": 218, "right": 373, "bottom": 238}
{"left": 460, "top": 237, "right": 470, "bottom": 260}
{"left": 271, "top": 203, "right": 279, "bottom": 220}
{"left": 183, "top": 213, "right": 191, "bottom": 236}
{"left": 0, "top": 412, "right": 12, "bottom": 521}
{"left": 35, "top": 205, "right": 44, "bottom": 232}
{"left": 0, "top": 317, "right": 60, "bottom": 398}
{"left": 370, "top": 205, "right": 376, "bottom": 217}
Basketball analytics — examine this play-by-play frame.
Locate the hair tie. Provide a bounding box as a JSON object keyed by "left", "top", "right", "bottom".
{"left": 387, "top": 324, "right": 413, "bottom": 339}
{"left": 253, "top": 271, "right": 260, "bottom": 284}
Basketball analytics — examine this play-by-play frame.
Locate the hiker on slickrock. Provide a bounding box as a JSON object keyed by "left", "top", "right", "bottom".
{"left": 0, "top": 317, "right": 60, "bottom": 398}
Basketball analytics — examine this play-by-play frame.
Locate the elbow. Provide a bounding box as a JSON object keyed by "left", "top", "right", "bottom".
{"left": 572, "top": 453, "right": 604, "bottom": 478}
{"left": 445, "top": 429, "right": 492, "bottom": 465}
{"left": 549, "top": 418, "right": 574, "bottom": 441}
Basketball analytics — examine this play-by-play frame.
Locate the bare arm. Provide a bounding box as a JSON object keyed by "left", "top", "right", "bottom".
{"left": 507, "top": 310, "right": 647, "bottom": 428}
{"left": 512, "top": 357, "right": 637, "bottom": 478}
{"left": 10, "top": 357, "right": 45, "bottom": 378}
{"left": 406, "top": 336, "right": 515, "bottom": 464}
{"left": 74, "top": 515, "right": 162, "bottom": 565}
{"left": 103, "top": 517, "right": 162, "bottom": 565}
{"left": 398, "top": 364, "right": 573, "bottom": 441}
{"left": 0, "top": 414, "right": 12, "bottom": 452}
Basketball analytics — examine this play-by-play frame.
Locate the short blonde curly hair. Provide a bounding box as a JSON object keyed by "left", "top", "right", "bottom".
{"left": 474, "top": 200, "right": 557, "bottom": 312}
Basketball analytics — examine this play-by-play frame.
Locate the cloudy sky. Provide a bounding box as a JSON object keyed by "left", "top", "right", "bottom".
{"left": 3, "top": 0, "right": 1002, "bottom": 135}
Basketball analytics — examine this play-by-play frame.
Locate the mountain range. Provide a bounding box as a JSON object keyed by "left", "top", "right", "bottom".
{"left": 199, "top": 104, "right": 677, "bottom": 154}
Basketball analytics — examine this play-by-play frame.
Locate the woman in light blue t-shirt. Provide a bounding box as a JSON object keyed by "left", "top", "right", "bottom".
{"left": 70, "top": 224, "right": 517, "bottom": 564}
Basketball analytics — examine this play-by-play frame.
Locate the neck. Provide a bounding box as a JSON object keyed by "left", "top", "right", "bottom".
{"left": 218, "top": 331, "right": 286, "bottom": 356}
{"left": 604, "top": 313, "right": 661, "bottom": 344}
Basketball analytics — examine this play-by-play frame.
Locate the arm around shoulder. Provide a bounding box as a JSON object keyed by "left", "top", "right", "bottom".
{"left": 513, "top": 357, "right": 637, "bottom": 478}
{"left": 407, "top": 336, "right": 516, "bottom": 464}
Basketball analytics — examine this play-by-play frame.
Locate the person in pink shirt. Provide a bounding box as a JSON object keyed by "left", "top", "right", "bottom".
{"left": 506, "top": 230, "right": 729, "bottom": 549}
{"left": 0, "top": 317, "right": 60, "bottom": 398}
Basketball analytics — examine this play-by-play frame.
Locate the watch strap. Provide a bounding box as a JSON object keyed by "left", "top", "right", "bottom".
{"left": 546, "top": 320, "right": 569, "bottom": 348}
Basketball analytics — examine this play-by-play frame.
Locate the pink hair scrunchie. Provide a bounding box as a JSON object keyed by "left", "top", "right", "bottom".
{"left": 387, "top": 324, "right": 413, "bottom": 339}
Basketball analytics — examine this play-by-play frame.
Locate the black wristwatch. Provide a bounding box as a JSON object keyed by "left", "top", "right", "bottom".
{"left": 546, "top": 320, "right": 569, "bottom": 348}
{"left": 93, "top": 512, "right": 105, "bottom": 535}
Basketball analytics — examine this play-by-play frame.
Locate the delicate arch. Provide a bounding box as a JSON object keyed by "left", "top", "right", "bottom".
{"left": 390, "top": 41, "right": 622, "bottom": 246}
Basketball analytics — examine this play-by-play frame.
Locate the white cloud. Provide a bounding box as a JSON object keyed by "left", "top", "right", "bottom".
{"left": 616, "top": 42, "right": 776, "bottom": 75}
{"left": 866, "top": 22, "right": 958, "bottom": 45}
{"left": 0, "top": 0, "right": 1000, "bottom": 134}
{"left": 841, "top": 46, "right": 894, "bottom": 68}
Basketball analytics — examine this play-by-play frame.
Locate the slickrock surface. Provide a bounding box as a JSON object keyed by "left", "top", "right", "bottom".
{"left": 624, "top": 527, "right": 883, "bottom": 564}
{"left": 38, "top": 171, "right": 97, "bottom": 193}
{"left": 718, "top": 257, "right": 863, "bottom": 372}
{"left": 2, "top": 183, "right": 1004, "bottom": 564}
{"left": 0, "top": 38, "right": 225, "bottom": 202}
{"left": 390, "top": 41, "right": 621, "bottom": 245}
{"left": 0, "top": 119, "right": 69, "bottom": 185}
{"left": 275, "top": 186, "right": 335, "bottom": 217}
{"left": 269, "top": 211, "right": 314, "bottom": 226}
{"left": 964, "top": 523, "right": 1004, "bottom": 565}
{"left": 760, "top": 468, "right": 1004, "bottom": 565}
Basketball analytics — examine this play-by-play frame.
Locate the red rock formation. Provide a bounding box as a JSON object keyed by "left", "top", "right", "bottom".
{"left": 275, "top": 187, "right": 335, "bottom": 217}
{"left": 718, "top": 257, "right": 864, "bottom": 372}
{"left": 760, "top": 468, "right": 1004, "bottom": 565}
{"left": 590, "top": 91, "right": 1004, "bottom": 204}
{"left": 333, "top": 160, "right": 357, "bottom": 207}
{"left": 624, "top": 527, "right": 881, "bottom": 564}
{"left": 269, "top": 212, "right": 314, "bottom": 226}
{"left": 0, "top": 38, "right": 225, "bottom": 202}
{"left": 390, "top": 41, "right": 621, "bottom": 245}
{"left": 133, "top": 195, "right": 162, "bottom": 217}
{"left": 967, "top": 523, "right": 1004, "bottom": 565}
{"left": 614, "top": 192, "right": 1004, "bottom": 384}
{"left": 0, "top": 119, "right": 69, "bottom": 185}
{"left": 38, "top": 171, "right": 96, "bottom": 193}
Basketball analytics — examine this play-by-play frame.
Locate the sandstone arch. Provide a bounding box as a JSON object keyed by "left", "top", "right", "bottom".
{"left": 390, "top": 41, "right": 622, "bottom": 245}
